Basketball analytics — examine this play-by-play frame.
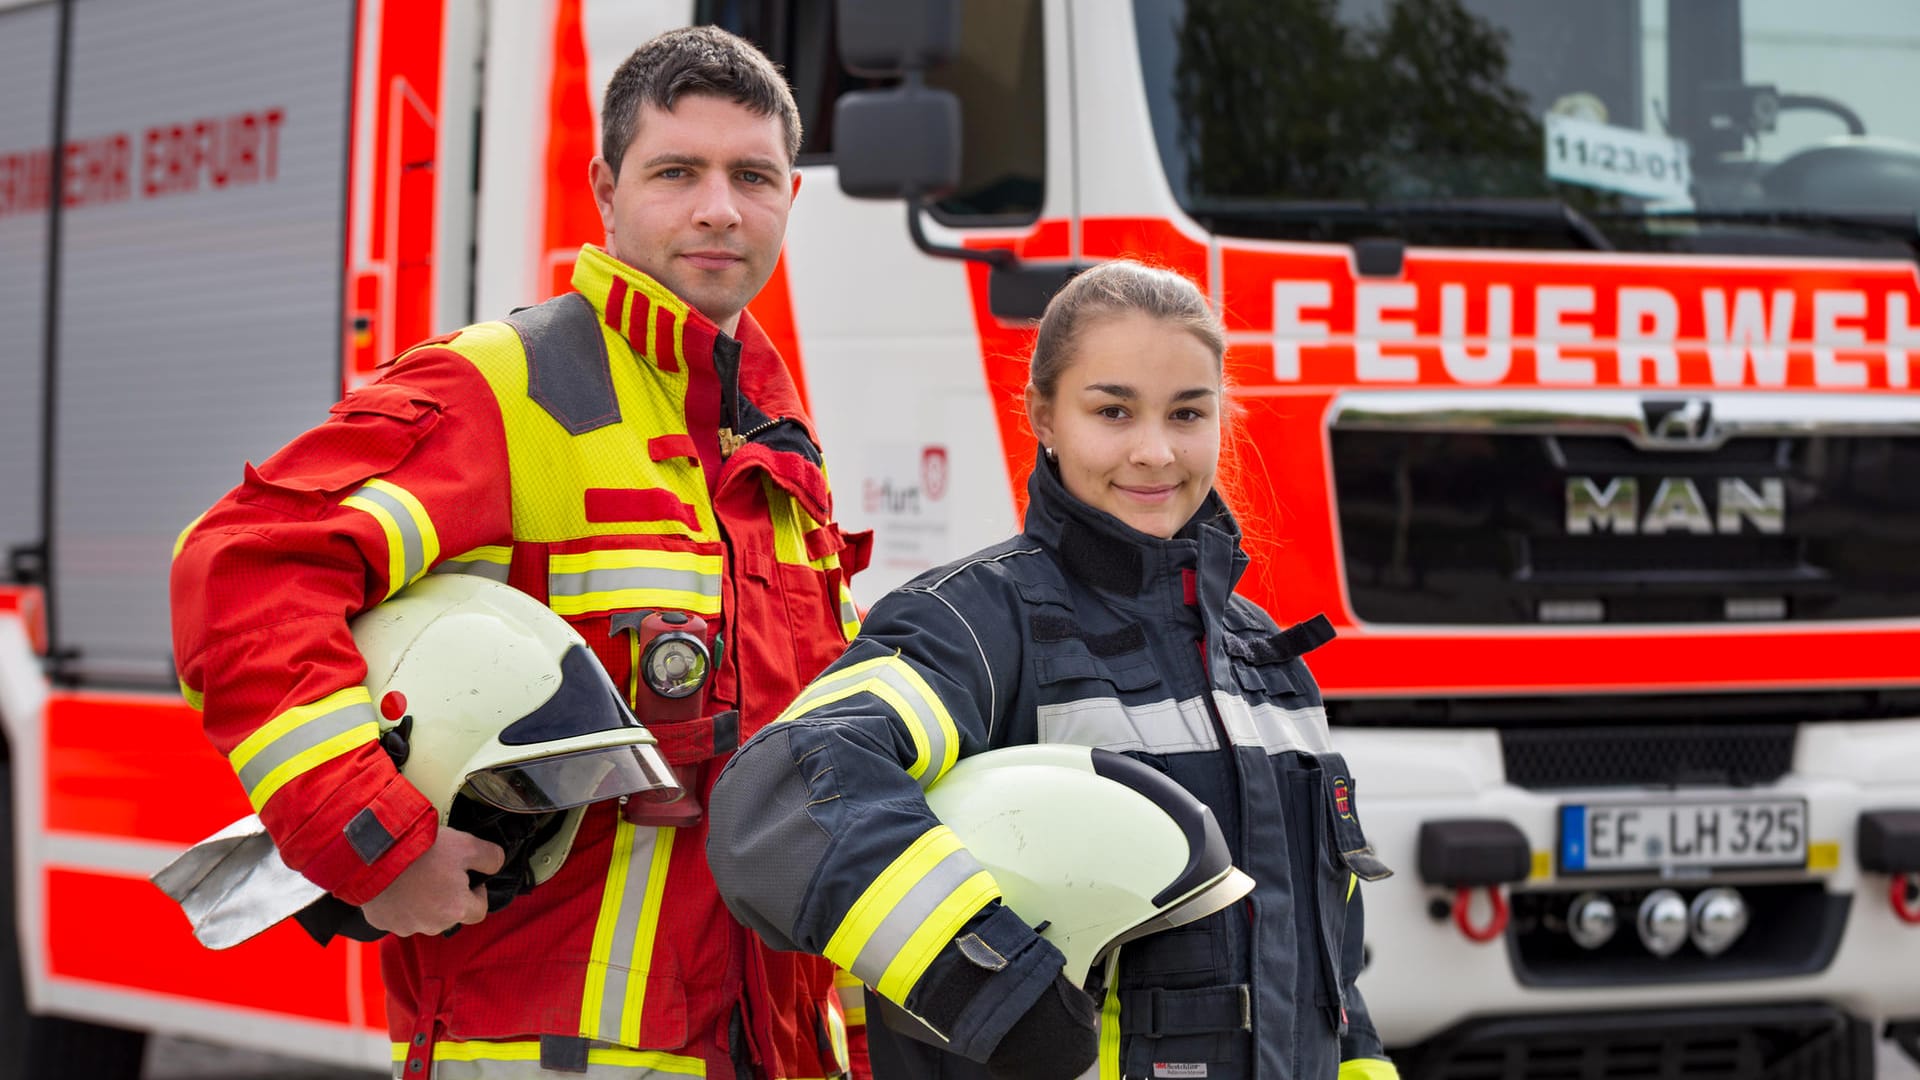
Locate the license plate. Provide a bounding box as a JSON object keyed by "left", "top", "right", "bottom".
{"left": 1558, "top": 799, "right": 1807, "bottom": 873}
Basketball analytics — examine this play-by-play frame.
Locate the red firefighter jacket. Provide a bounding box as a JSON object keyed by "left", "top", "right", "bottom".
{"left": 170, "top": 245, "right": 870, "bottom": 1079}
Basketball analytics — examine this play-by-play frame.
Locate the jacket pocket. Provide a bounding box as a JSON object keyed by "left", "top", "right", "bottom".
{"left": 1309, "top": 753, "right": 1392, "bottom": 1037}
{"left": 240, "top": 382, "right": 442, "bottom": 513}
{"left": 1114, "top": 971, "right": 1252, "bottom": 1080}
{"left": 1032, "top": 638, "right": 1159, "bottom": 693}
{"left": 1317, "top": 752, "right": 1393, "bottom": 885}
{"left": 1228, "top": 654, "right": 1296, "bottom": 698}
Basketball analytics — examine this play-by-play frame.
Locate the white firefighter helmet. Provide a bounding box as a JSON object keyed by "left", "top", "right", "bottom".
{"left": 153, "top": 573, "right": 681, "bottom": 949}
{"left": 923, "top": 743, "right": 1254, "bottom": 985}
{"left": 352, "top": 573, "right": 682, "bottom": 892}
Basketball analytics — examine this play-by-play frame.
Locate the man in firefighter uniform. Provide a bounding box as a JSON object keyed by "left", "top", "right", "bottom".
{"left": 170, "top": 26, "right": 868, "bottom": 1080}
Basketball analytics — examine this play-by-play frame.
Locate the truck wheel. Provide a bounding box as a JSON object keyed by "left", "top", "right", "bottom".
{"left": 1, "top": 757, "right": 147, "bottom": 1080}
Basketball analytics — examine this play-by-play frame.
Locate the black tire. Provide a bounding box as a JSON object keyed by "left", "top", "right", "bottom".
{"left": 1, "top": 754, "right": 148, "bottom": 1080}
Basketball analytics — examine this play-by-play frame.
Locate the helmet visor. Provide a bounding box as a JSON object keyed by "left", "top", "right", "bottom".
{"left": 465, "top": 742, "right": 679, "bottom": 813}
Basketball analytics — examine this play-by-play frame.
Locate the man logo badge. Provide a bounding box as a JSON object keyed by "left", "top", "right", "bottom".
{"left": 1565, "top": 476, "right": 1784, "bottom": 535}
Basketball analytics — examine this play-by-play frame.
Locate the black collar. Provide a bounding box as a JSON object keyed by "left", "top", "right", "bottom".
{"left": 1020, "top": 452, "right": 1248, "bottom": 598}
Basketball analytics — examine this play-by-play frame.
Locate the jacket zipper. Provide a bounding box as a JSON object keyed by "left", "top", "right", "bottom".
{"left": 719, "top": 415, "right": 787, "bottom": 457}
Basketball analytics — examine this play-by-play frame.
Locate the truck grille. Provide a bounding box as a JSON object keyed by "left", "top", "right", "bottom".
{"left": 1328, "top": 392, "right": 1920, "bottom": 624}
{"left": 1396, "top": 1003, "right": 1872, "bottom": 1080}
{"left": 1501, "top": 724, "right": 1795, "bottom": 789}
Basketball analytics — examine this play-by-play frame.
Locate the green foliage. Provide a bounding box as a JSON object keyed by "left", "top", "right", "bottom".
{"left": 1174, "top": 0, "right": 1548, "bottom": 202}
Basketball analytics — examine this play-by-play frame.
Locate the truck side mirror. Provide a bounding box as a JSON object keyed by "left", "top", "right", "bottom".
{"left": 833, "top": 0, "right": 963, "bottom": 202}
{"left": 833, "top": 86, "right": 961, "bottom": 201}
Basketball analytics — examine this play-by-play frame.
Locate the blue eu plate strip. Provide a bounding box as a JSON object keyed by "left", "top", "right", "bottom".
{"left": 1560, "top": 805, "right": 1588, "bottom": 872}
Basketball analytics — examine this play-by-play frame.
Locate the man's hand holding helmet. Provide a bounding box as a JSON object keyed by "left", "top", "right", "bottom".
{"left": 351, "top": 576, "right": 682, "bottom": 921}
{"left": 360, "top": 827, "right": 505, "bottom": 937}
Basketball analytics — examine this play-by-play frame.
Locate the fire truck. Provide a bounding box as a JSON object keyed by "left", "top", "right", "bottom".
{"left": 4, "top": 0, "right": 1919, "bottom": 1076}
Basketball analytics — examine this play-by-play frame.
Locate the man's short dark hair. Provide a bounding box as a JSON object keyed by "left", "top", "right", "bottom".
{"left": 600, "top": 25, "right": 803, "bottom": 175}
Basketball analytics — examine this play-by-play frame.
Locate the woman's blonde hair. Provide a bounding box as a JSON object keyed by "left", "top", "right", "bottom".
{"left": 1028, "top": 260, "right": 1226, "bottom": 400}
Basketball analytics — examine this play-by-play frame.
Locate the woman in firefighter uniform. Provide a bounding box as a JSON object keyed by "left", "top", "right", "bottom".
{"left": 170, "top": 28, "right": 866, "bottom": 1079}
{"left": 708, "top": 261, "right": 1398, "bottom": 1080}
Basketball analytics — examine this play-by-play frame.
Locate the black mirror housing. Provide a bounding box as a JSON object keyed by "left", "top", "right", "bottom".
{"left": 833, "top": 86, "right": 961, "bottom": 200}
{"left": 837, "top": 0, "right": 959, "bottom": 77}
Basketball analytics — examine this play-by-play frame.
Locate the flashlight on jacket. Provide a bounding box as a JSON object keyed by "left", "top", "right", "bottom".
{"left": 639, "top": 611, "right": 710, "bottom": 717}
{"left": 616, "top": 610, "right": 713, "bottom": 828}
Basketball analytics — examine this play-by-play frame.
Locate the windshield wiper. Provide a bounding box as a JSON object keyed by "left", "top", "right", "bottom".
{"left": 1185, "top": 196, "right": 1616, "bottom": 251}
{"left": 1600, "top": 208, "right": 1920, "bottom": 258}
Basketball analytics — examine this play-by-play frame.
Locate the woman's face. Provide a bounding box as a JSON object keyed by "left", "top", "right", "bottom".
{"left": 1027, "top": 311, "right": 1222, "bottom": 539}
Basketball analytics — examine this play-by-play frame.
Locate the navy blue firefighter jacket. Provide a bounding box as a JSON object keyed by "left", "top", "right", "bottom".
{"left": 708, "top": 455, "right": 1396, "bottom": 1080}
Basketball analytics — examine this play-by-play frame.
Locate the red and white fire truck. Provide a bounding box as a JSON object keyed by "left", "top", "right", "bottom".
{"left": 4, "top": 0, "right": 1919, "bottom": 1076}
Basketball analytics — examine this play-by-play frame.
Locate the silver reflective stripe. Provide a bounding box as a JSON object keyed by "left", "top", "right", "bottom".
{"left": 593, "top": 824, "right": 663, "bottom": 1041}
{"left": 848, "top": 846, "right": 987, "bottom": 988}
{"left": 413, "top": 1057, "right": 701, "bottom": 1079}
{"left": 347, "top": 483, "right": 426, "bottom": 584}
{"left": 548, "top": 566, "right": 719, "bottom": 603}
{"left": 865, "top": 661, "right": 953, "bottom": 789}
{"left": 434, "top": 557, "right": 510, "bottom": 583}
{"left": 1213, "top": 692, "right": 1333, "bottom": 756}
{"left": 1036, "top": 695, "right": 1220, "bottom": 755}
{"left": 788, "top": 657, "right": 954, "bottom": 788}
{"left": 836, "top": 979, "right": 865, "bottom": 1013}
{"left": 234, "top": 701, "right": 377, "bottom": 795}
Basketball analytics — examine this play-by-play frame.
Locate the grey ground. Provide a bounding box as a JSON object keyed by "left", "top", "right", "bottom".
{"left": 145, "top": 1033, "right": 1920, "bottom": 1079}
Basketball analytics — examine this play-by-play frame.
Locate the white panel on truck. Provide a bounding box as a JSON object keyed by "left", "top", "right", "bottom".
{"left": 0, "top": 4, "right": 55, "bottom": 577}
{"left": 51, "top": 0, "right": 355, "bottom": 684}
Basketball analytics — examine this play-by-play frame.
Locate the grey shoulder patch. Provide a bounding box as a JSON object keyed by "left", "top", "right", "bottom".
{"left": 503, "top": 292, "right": 620, "bottom": 434}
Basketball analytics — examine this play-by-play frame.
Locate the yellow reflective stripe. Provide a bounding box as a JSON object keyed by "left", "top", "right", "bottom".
{"left": 393, "top": 1039, "right": 706, "bottom": 1076}
{"left": 833, "top": 971, "right": 867, "bottom": 1026}
{"left": 824, "top": 994, "right": 850, "bottom": 1074}
{"left": 621, "top": 826, "right": 676, "bottom": 1044}
{"left": 446, "top": 544, "right": 511, "bottom": 565}
{"left": 433, "top": 544, "right": 512, "bottom": 583}
{"left": 547, "top": 548, "right": 722, "bottom": 617}
{"left": 171, "top": 511, "right": 206, "bottom": 559}
{"left": 874, "top": 868, "right": 998, "bottom": 1003}
{"left": 838, "top": 581, "right": 860, "bottom": 641}
{"left": 178, "top": 679, "right": 203, "bottom": 711}
{"left": 228, "top": 688, "right": 378, "bottom": 811}
{"left": 580, "top": 820, "right": 636, "bottom": 1038}
{"left": 1098, "top": 950, "right": 1122, "bottom": 1079}
{"left": 822, "top": 826, "right": 1000, "bottom": 1003}
{"left": 581, "top": 820, "right": 676, "bottom": 1046}
{"left": 1348, "top": 871, "right": 1358, "bottom": 903}
{"left": 1339, "top": 1057, "right": 1402, "bottom": 1080}
{"left": 342, "top": 478, "right": 439, "bottom": 599}
{"left": 775, "top": 655, "right": 959, "bottom": 788}
{"left": 774, "top": 655, "right": 892, "bottom": 724}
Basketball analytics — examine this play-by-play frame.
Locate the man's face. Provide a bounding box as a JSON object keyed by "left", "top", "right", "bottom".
{"left": 589, "top": 95, "right": 798, "bottom": 335}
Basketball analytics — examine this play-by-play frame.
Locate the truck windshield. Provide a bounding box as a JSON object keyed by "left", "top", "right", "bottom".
{"left": 1134, "top": 0, "right": 1920, "bottom": 253}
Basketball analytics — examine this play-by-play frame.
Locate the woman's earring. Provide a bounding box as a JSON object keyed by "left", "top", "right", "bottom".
{"left": 1044, "top": 445, "right": 1057, "bottom": 461}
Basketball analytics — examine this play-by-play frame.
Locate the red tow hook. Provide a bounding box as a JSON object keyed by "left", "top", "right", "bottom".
{"left": 1892, "top": 873, "right": 1920, "bottom": 926}
{"left": 1453, "top": 884, "right": 1510, "bottom": 943}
